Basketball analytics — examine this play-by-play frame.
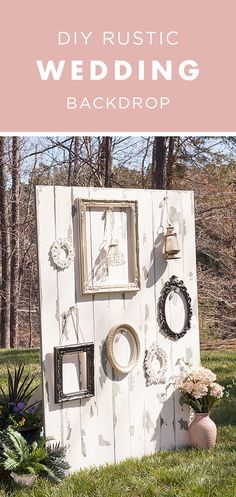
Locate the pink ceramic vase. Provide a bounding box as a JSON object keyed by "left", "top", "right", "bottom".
{"left": 188, "top": 413, "right": 217, "bottom": 449}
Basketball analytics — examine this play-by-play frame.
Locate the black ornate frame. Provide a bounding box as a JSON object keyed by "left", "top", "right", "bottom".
{"left": 54, "top": 343, "right": 94, "bottom": 403}
{"left": 158, "top": 275, "right": 192, "bottom": 341}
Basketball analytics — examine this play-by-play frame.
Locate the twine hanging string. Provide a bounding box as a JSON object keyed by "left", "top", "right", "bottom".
{"left": 61, "top": 305, "right": 85, "bottom": 343}
{"left": 163, "top": 196, "right": 172, "bottom": 226}
{"left": 158, "top": 195, "right": 172, "bottom": 235}
{"left": 100, "top": 208, "right": 109, "bottom": 251}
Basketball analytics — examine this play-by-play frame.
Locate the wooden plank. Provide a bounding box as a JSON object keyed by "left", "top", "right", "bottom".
{"left": 53, "top": 186, "right": 83, "bottom": 470}
{"left": 181, "top": 191, "right": 200, "bottom": 369}
{"left": 152, "top": 190, "right": 175, "bottom": 450}
{"left": 177, "top": 191, "right": 200, "bottom": 446}
{"left": 110, "top": 188, "right": 144, "bottom": 462}
{"left": 91, "top": 295, "right": 115, "bottom": 465}
{"left": 74, "top": 187, "right": 115, "bottom": 468}
{"left": 108, "top": 279, "right": 146, "bottom": 461}
{"left": 137, "top": 189, "right": 161, "bottom": 455}
{"left": 167, "top": 190, "right": 189, "bottom": 448}
{"left": 35, "top": 185, "right": 62, "bottom": 443}
{"left": 88, "top": 187, "right": 135, "bottom": 464}
{"left": 72, "top": 187, "right": 100, "bottom": 469}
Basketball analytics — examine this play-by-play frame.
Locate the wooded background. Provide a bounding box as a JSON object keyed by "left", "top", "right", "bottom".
{"left": 0, "top": 136, "right": 235, "bottom": 348}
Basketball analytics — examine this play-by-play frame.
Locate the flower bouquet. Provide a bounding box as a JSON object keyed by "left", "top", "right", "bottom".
{"left": 179, "top": 366, "right": 224, "bottom": 413}
{"left": 179, "top": 366, "right": 224, "bottom": 448}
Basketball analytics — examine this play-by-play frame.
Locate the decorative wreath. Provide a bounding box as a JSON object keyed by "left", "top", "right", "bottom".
{"left": 144, "top": 344, "right": 167, "bottom": 385}
{"left": 158, "top": 275, "right": 192, "bottom": 340}
{"left": 106, "top": 324, "right": 141, "bottom": 374}
{"left": 50, "top": 238, "right": 74, "bottom": 270}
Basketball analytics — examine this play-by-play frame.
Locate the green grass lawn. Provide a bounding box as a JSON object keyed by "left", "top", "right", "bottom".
{"left": 0, "top": 349, "right": 235, "bottom": 497}
{"left": 0, "top": 348, "right": 41, "bottom": 388}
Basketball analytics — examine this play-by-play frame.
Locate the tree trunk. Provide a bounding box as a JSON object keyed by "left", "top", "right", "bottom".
{"left": 67, "top": 138, "right": 74, "bottom": 186}
{"left": 10, "top": 137, "right": 20, "bottom": 348}
{"left": 141, "top": 138, "right": 150, "bottom": 188}
{"left": 104, "top": 137, "right": 113, "bottom": 187}
{"left": 152, "top": 137, "right": 167, "bottom": 189}
{"left": 73, "top": 136, "right": 80, "bottom": 183}
{"left": 28, "top": 265, "right": 32, "bottom": 349}
{"left": 98, "top": 137, "right": 113, "bottom": 187}
{"left": 166, "top": 137, "right": 175, "bottom": 189}
{"left": 0, "top": 137, "right": 11, "bottom": 348}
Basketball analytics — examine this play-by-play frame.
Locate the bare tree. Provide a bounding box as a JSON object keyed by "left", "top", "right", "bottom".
{"left": 152, "top": 137, "right": 167, "bottom": 189}
{"left": 0, "top": 135, "right": 235, "bottom": 348}
{"left": 10, "top": 137, "right": 20, "bottom": 348}
{"left": 98, "top": 137, "right": 113, "bottom": 187}
{"left": 0, "top": 137, "right": 11, "bottom": 347}
{"left": 166, "top": 137, "right": 175, "bottom": 189}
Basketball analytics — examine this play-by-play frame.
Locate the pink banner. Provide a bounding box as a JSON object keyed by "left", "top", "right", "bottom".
{"left": 0, "top": 1, "right": 235, "bottom": 132}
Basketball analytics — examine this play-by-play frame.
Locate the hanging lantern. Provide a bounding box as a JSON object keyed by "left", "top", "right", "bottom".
{"left": 164, "top": 226, "right": 181, "bottom": 260}
{"left": 106, "top": 239, "right": 125, "bottom": 267}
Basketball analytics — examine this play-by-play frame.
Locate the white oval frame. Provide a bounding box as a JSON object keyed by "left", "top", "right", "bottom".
{"left": 106, "top": 324, "right": 141, "bottom": 374}
{"left": 50, "top": 238, "right": 74, "bottom": 270}
{"left": 144, "top": 344, "right": 167, "bottom": 385}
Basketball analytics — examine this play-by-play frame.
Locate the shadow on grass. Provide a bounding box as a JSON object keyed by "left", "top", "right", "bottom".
{"left": 210, "top": 376, "right": 236, "bottom": 427}
{"left": 0, "top": 470, "right": 17, "bottom": 495}
{"left": 221, "top": 376, "right": 236, "bottom": 397}
{"left": 212, "top": 399, "right": 236, "bottom": 426}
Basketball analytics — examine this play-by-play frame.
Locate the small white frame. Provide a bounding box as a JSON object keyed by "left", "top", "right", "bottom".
{"left": 106, "top": 324, "right": 141, "bottom": 374}
{"left": 144, "top": 344, "right": 167, "bottom": 385}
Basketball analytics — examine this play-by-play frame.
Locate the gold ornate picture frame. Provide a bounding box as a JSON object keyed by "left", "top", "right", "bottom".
{"left": 78, "top": 199, "right": 140, "bottom": 294}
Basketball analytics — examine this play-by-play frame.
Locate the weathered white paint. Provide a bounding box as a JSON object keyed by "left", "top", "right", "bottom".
{"left": 36, "top": 186, "right": 62, "bottom": 444}
{"left": 35, "top": 186, "right": 200, "bottom": 471}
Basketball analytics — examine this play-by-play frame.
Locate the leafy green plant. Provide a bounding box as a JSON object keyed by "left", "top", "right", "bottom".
{"left": 0, "top": 364, "right": 42, "bottom": 431}
{"left": 0, "top": 364, "right": 38, "bottom": 406}
{"left": 44, "top": 442, "right": 71, "bottom": 482}
{"left": 0, "top": 428, "right": 70, "bottom": 483}
{"left": 0, "top": 428, "right": 51, "bottom": 477}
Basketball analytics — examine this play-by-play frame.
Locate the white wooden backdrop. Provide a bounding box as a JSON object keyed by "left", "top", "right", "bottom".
{"left": 35, "top": 186, "right": 200, "bottom": 472}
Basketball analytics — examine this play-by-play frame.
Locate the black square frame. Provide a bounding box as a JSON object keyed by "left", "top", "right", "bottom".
{"left": 54, "top": 343, "right": 95, "bottom": 403}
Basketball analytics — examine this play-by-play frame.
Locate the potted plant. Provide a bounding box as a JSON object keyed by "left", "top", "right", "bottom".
{"left": 179, "top": 366, "right": 224, "bottom": 448}
{"left": 0, "top": 428, "right": 70, "bottom": 487}
{"left": 0, "top": 364, "right": 43, "bottom": 441}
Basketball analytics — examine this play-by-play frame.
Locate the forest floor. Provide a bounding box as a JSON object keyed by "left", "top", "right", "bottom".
{"left": 200, "top": 338, "right": 236, "bottom": 351}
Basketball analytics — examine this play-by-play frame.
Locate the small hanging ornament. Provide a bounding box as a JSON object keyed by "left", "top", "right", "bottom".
{"left": 105, "top": 207, "right": 125, "bottom": 268}
{"left": 162, "top": 197, "right": 181, "bottom": 261}
{"left": 50, "top": 238, "right": 74, "bottom": 270}
{"left": 106, "top": 238, "right": 125, "bottom": 267}
{"left": 164, "top": 225, "right": 181, "bottom": 260}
